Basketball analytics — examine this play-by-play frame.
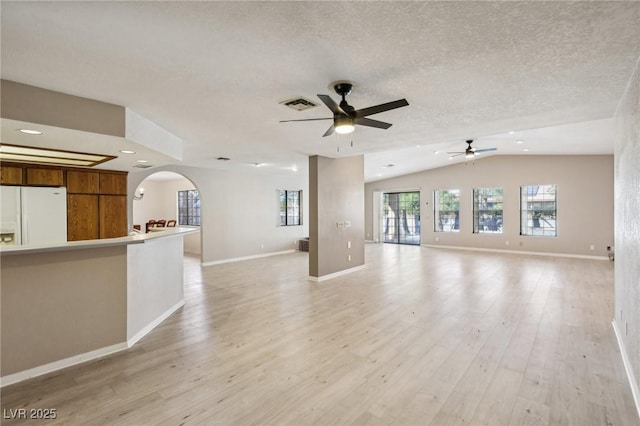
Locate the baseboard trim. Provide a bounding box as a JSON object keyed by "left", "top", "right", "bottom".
{"left": 202, "top": 249, "right": 297, "bottom": 266}
{"left": 0, "top": 342, "right": 128, "bottom": 388}
{"left": 420, "top": 244, "right": 609, "bottom": 260}
{"left": 308, "top": 264, "right": 366, "bottom": 282}
{"left": 612, "top": 319, "right": 640, "bottom": 420}
{"left": 127, "top": 299, "right": 185, "bottom": 347}
{"left": 1, "top": 300, "right": 186, "bottom": 388}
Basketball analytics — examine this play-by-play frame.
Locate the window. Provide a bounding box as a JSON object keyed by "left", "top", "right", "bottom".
{"left": 178, "top": 189, "right": 200, "bottom": 226}
{"left": 473, "top": 187, "right": 503, "bottom": 234}
{"left": 434, "top": 189, "right": 460, "bottom": 232}
{"left": 279, "top": 190, "right": 302, "bottom": 226}
{"left": 382, "top": 191, "right": 421, "bottom": 245}
{"left": 520, "top": 185, "right": 556, "bottom": 236}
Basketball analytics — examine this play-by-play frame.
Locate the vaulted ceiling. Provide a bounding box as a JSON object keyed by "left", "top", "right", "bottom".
{"left": 2, "top": 1, "right": 639, "bottom": 181}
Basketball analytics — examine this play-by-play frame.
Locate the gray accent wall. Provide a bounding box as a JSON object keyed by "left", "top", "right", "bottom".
{"left": 365, "top": 155, "right": 614, "bottom": 258}
{"left": 615, "top": 56, "right": 640, "bottom": 398}
{"left": 309, "top": 155, "right": 365, "bottom": 278}
{"left": 0, "top": 79, "right": 125, "bottom": 137}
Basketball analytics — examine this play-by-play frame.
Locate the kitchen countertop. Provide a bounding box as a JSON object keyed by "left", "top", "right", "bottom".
{"left": 0, "top": 226, "right": 198, "bottom": 256}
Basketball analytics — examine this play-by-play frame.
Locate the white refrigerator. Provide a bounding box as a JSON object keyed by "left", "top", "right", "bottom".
{"left": 0, "top": 186, "right": 67, "bottom": 246}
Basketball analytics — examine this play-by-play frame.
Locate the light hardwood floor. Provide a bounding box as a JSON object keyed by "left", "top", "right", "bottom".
{"left": 1, "top": 244, "right": 638, "bottom": 425}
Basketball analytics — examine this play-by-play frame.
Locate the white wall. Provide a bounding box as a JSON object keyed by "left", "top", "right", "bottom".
{"left": 128, "top": 165, "right": 309, "bottom": 264}
{"left": 132, "top": 175, "right": 201, "bottom": 254}
{"left": 614, "top": 54, "right": 640, "bottom": 410}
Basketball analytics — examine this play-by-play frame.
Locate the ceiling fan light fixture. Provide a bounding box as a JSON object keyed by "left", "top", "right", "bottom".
{"left": 334, "top": 116, "right": 355, "bottom": 134}
{"left": 465, "top": 149, "right": 475, "bottom": 159}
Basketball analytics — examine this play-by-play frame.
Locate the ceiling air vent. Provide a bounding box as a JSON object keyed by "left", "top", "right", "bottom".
{"left": 133, "top": 164, "right": 153, "bottom": 169}
{"left": 279, "top": 97, "right": 317, "bottom": 111}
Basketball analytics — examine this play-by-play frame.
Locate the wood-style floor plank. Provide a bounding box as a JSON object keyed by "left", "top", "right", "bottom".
{"left": 1, "top": 244, "right": 638, "bottom": 425}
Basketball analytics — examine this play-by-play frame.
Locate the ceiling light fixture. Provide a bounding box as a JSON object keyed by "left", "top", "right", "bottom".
{"left": 334, "top": 116, "right": 355, "bottom": 135}
{"left": 465, "top": 147, "right": 475, "bottom": 159}
{"left": 120, "top": 150, "right": 136, "bottom": 154}
{"left": 523, "top": 148, "right": 530, "bottom": 152}
{"left": 516, "top": 140, "right": 524, "bottom": 144}
{"left": 18, "top": 129, "right": 43, "bottom": 135}
{"left": 0, "top": 143, "right": 115, "bottom": 167}
{"left": 136, "top": 159, "right": 148, "bottom": 163}
{"left": 133, "top": 187, "right": 145, "bottom": 201}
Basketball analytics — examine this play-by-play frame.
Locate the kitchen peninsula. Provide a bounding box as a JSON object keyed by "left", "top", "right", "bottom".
{"left": 0, "top": 227, "right": 196, "bottom": 386}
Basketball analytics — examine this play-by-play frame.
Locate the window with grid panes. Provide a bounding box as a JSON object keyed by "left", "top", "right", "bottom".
{"left": 473, "top": 187, "right": 503, "bottom": 234}
{"left": 279, "top": 190, "right": 302, "bottom": 226}
{"left": 520, "top": 184, "right": 556, "bottom": 236}
{"left": 434, "top": 189, "right": 460, "bottom": 232}
{"left": 178, "top": 189, "right": 200, "bottom": 226}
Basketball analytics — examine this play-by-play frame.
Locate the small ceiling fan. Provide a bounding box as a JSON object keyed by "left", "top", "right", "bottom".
{"left": 280, "top": 82, "right": 409, "bottom": 137}
{"left": 447, "top": 139, "right": 497, "bottom": 159}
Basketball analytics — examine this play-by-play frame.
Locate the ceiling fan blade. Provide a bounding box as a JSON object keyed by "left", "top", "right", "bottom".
{"left": 355, "top": 98, "right": 409, "bottom": 117}
{"left": 354, "top": 117, "right": 392, "bottom": 129}
{"left": 317, "top": 94, "right": 346, "bottom": 115}
{"left": 474, "top": 148, "right": 498, "bottom": 153}
{"left": 322, "top": 124, "right": 335, "bottom": 137}
{"left": 446, "top": 151, "right": 464, "bottom": 154}
{"left": 279, "top": 118, "right": 332, "bottom": 123}
{"left": 448, "top": 153, "right": 464, "bottom": 158}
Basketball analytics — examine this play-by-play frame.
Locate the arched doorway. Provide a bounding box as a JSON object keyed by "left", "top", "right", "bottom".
{"left": 132, "top": 171, "right": 202, "bottom": 260}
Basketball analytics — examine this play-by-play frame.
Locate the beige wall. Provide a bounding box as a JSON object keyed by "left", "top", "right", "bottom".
{"left": 1, "top": 246, "right": 127, "bottom": 376}
{"left": 0, "top": 80, "right": 125, "bottom": 137}
{"left": 614, "top": 56, "right": 640, "bottom": 397}
{"left": 365, "top": 155, "right": 614, "bottom": 257}
{"left": 128, "top": 165, "right": 309, "bottom": 264}
{"left": 309, "top": 155, "right": 365, "bottom": 278}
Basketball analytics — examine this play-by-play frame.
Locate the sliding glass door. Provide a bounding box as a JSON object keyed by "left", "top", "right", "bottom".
{"left": 382, "top": 192, "right": 420, "bottom": 245}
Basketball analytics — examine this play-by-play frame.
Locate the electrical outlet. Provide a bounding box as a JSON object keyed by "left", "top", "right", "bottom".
{"left": 348, "top": 255, "right": 351, "bottom": 262}
{"left": 435, "top": 236, "right": 439, "bottom": 242}
{"left": 347, "top": 241, "right": 351, "bottom": 249}
{"left": 589, "top": 244, "right": 595, "bottom": 250}
{"left": 505, "top": 240, "right": 510, "bottom": 246}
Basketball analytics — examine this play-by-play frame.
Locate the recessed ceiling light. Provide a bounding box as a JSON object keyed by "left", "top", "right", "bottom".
{"left": 136, "top": 159, "right": 148, "bottom": 163}
{"left": 509, "top": 131, "right": 515, "bottom": 135}
{"left": 291, "top": 166, "right": 298, "bottom": 172}
{"left": 416, "top": 145, "right": 421, "bottom": 148}
{"left": 523, "top": 148, "right": 530, "bottom": 152}
{"left": 120, "top": 150, "right": 136, "bottom": 154}
{"left": 434, "top": 151, "right": 440, "bottom": 154}
{"left": 18, "top": 129, "right": 43, "bottom": 135}
{"left": 516, "top": 140, "right": 524, "bottom": 144}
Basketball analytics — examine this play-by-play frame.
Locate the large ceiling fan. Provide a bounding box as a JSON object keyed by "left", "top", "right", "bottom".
{"left": 280, "top": 82, "right": 409, "bottom": 137}
{"left": 447, "top": 139, "right": 497, "bottom": 159}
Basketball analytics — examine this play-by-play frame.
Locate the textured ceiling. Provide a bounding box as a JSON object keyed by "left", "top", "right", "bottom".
{"left": 1, "top": 1, "right": 640, "bottom": 181}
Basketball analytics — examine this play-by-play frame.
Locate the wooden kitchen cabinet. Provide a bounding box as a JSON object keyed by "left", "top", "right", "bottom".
{"left": 99, "top": 195, "right": 127, "bottom": 238}
{"left": 99, "top": 173, "right": 127, "bottom": 195}
{"left": 67, "top": 194, "right": 99, "bottom": 241}
{"left": 67, "top": 170, "right": 99, "bottom": 194}
{"left": 26, "top": 167, "right": 64, "bottom": 186}
{"left": 0, "top": 166, "right": 24, "bottom": 185}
